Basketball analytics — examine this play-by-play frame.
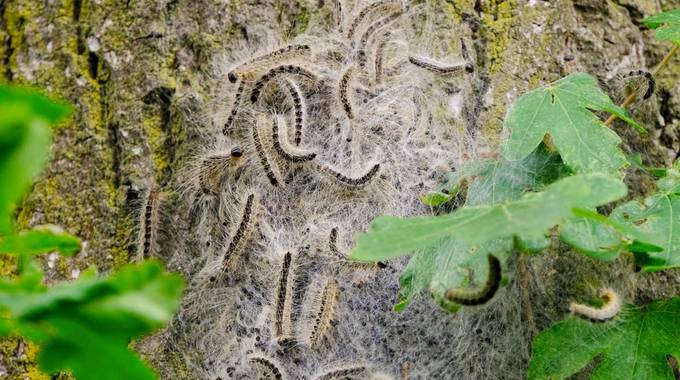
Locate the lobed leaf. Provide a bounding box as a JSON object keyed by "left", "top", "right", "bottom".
{"left": 500, "top": 73, "right": 643, "bottom": 175}
{"left": 529, "top": 298, "right": 680, "bottom": 380}
{"left": 641, "top": 9, "right": 680, "bottom": 45}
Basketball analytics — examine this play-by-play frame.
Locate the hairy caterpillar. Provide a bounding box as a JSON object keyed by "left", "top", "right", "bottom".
{"left": 248, "top": 355, "right": 285, "bottom": 380}
{"left": 445, "top": 254, "right": 501, "bottom": 306}
{"left": 252, "top": 117, "right": 283, "bottom": 186}
{"left": 136, "top": 186, "right": 163, "bottom": 261}
{"left": 329, "top": 227, "right": 383, "bottom": 269}
{"left": 271, "top": 115, "right": 317, "bottom": 162}
{"left": 307, "top": 280, "right": 339, "bottom": 349}
{"left": 408, "top": 55, "right": 471, "bottom": 75}
{"left": 332, "top": 0, "right": 343, "bottom": 27}
{"left": 621, "top": 69, "right": 655, "bottom": 100}
{"left": 339, "top": 66, "right": 356, "bottom": 119}
{"left": 373, "top": 31, "right": 390, "bottom": 85}
{"left": 250, "top": 65, "right": 318, "bottom": 103}
{"left": 314, "top": 365, "right": 368, "bottom": 380}
{"left": 223, "top": 81, "right": 245, "bottom": 135}
{"left": 222, "top": 193, "right": 259, "bottom": 269}
{"left": 197, "top": 152, "right": 242, "bottom": 195}
{"left": 320, "top": 162, "right": 381, "bottom": 188}
{"left": 401, "top": 362, "right": 409, "bottom": 380}
{"left": 357, "top": 12, "right": 402, "bottom": 69}
{"left": 228, "top": 44, "right": 311, "bottom": 83}
{"left": 275, "top": 251, "right": 296, "bottom": 340}
{"left": 569, "top": 288, "right": 622, "bottom": 321}
{"left": 345, "top": 0, "right": 400, "bottom": 40}
{"left": 280, "top": 78, "right": 306, "bottom": 146}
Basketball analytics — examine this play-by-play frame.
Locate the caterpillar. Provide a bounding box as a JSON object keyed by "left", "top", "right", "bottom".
{"left": 197, "top": 152, "right": 241, "bottom": 195}
{"left": 228, "top": 44, "right": 311, "bottom": 83}
{"left": 320, "top": 162, "right": 381, "bottom": 188}
{"left": 445, "top": 254, "right": 501, "bottom": 306}
{"left": 329, "top": 227, "right": 342, "bottom": 258}
{"left": 621, "top": 69, "right": 655, "bottom": 100}
{"left": 136, "top": 186, "right": 163, "bottom": 261}
{"left": 314, "top": 365, "right": 368, "bottom": 380}
{"left": 357, "top": 12, "right": 402, "bottom": 69}
{"left": 280, "top": 78, "right": 306, "bottom": 146}
{"left": 333, "top": 0, "right": 343, "bottom": 27}
{"left": 569, "top": 288, "right": 622, "bottom": 321}
{"left": 223, "top": 81, "right": 245, "bottom": 135}
{"left": 252, "top": 117, "right": 283, "bottom": 186}
{"left": 272, "top": 115, "right": 317, "bottom": 162}
{"left": 250, "top": 65, "right": 318, "bottom": 103}
{"left": 345, "top": 0, "right": 400, "bottom": 40}
{"left": 339, "top": 66, "right": 355, "bottom": 119}
{"left": 275, "top": 251, "right": 296, "bottom": 340}
{"left": 401, "top": 362, "right": 409, "bottom": 380}
{"left": 373, "top": 31, "right": 390, "bottom": 85}
{"left": 222, "top": 193, "right": 259, "bottom": 270}
{"left": 408, "top": 55, "right": 471, "bottom": 75}
{"left": 248, "top": 355, "right": 285, "bottom": 380}
{"left": 308, "top": 280, "right": 339, "bottom": 349}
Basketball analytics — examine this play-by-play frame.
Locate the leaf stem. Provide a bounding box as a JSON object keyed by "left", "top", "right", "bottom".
{"left": 604, "top": 44, "right": 679, "bottom": 126}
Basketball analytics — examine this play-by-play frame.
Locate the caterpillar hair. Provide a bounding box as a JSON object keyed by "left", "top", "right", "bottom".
{"left": 569, "top": 288, "right": 622, "bottom": 321}
{"left": 253, "top": 117, "right": 283, "bottom": 186}
{"left": 228, "top": 44, "right": 311, "bottom": 83}
{"left": 320, "top": 162, "right": 381, "bottom": 188}
{"left": 445, "top": 254, "right": 501, "bottom": 306}
{"left": 308, "top": 280, "right": 339, "bottom": 349}
{"left": 274, "top": 251, "right": 296, "bottom": 340}
{"left": 197, "top": 152, "right": 242, "bottom": 195}
{"left": 345, "top": 0, "right": 400, "bottom": 40}
{"left": 357, "top": 12, "right": 402, "bottom": 69}
{"left": 314, "top": 365, "right": 369, "bottom": 380}
{"left": 621, "top": 69, "right": 655, "bottom": 100}
{"left": 136, "top": 186, "right": 163, "bottom": 261}
{"left": 408, "top": 55, "right": 471, "bottom": 75}
{"left": 280, "top": 78, "right": 307, "bottom": 146}
{"left": 222, "top": 193, "right": 259, "bottom": 270}
{"left": 248, "top": 355, "right": 285, "bottom": 380}
{"left": 222, "top": 81, "right": 245, "bottom": 135}
{"left": 250, "top": 65, "right": 318, "bottom": 103}
{"left": 339, "top": 66, "right": 356, "bottom": 119}
{"left": 272, "top": 115, "right": 317, "bottom": 162}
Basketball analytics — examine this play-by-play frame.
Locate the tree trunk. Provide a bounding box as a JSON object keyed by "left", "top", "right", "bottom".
{"left": 1, "top": 0, "right": 680, "bottom": 378}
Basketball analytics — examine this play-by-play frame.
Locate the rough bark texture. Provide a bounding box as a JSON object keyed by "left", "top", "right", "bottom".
{"left": 1, "top": 0, "right": 680, "bottom": 379}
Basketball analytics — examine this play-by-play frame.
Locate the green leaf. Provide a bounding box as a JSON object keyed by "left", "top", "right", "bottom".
{"left": 0, "top": 86, "right": 71, "bottom": 234}
{"left": 500, "top": 73, "right": 643, "bottom": 174}
{"left": 560, "top": 210, "right": 626, "bottom": 261}
{"left": 642, "top": 9, "right": 680, "bottom": 45}
{"left": 351, "top": 172, "right": 627, "bottom": 262}
{"left": 529, "top": 298, "right": 680, "bottom": 380}
{"left": 0, "top": 225, "right": 81, "bottom": 257}
{"left": 0, "top": 261, "right": 184, "bottom": 380}
{"left": 395, "top": 237, "right": 512, "bottom": 311}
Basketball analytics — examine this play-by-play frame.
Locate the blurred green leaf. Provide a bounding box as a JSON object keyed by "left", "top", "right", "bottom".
{"left": 0, "top": 225, "right": 81, "bottom": 257}
{"left": 641, "top": 9, "right": 680, "bottom": 44}
{"left": 0, "top": 85, "right": 71, "bottom": 234}
{"left": 500, "top": 73, "right": 643, "bottom": 175}
{"left": 529, "top": 298, "right": 680, "bottom": 380}
{"left": 351, "top": 173, "right": 627, "bottom": 262}
{"left": 0, "top": 261, "right": 183, "bottom": 380}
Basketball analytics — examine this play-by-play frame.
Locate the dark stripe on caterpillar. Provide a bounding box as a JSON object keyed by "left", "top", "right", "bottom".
{"left": 314, "top": 365, "right": 368, "bottom": 380}
{"left": 250, "top": 65, "right": 318, "bottom": 103}
{"left": 272, "top": 115, "right": 316, "bottom": 162}
{"left": 408, "top": 55, "right": 469, "bottom": 75}
{"left": 252, "top": 120, "right": 282, "bottom": 186}
{"left": 622, "top": 69, "right": 655, "bottom": 100}
{"left": 321, "top": 163, "right": 380, "bottom": 188}
{"left": 249, "top": 355, "right": 284, "bottom": 380}
{"left": 357, "top": 12, "right": 401, "bottom": 69}
{"left": 275, "top": 252, "right": 294, "bottom": 338}
{"left": 339, "top": 67, "right": 355, "bottom": 119}
{"left": 308, "top": 280, "right": 339, "bottom": 349}
{"left": 222, "top": 193, "right": 258, "bottom": 269}
{"left": 445, "top": 254, "right": 501, "bottom": 306}
{"left": 228, "top": 44, "right": 311, "bottom": 83}
{"left": 345, "top": 0, "right": 399, "bottom": 40}
{"left": 280, "top": 78, "right": 306, "bottom": 146}
{"left": 223, "top": 81, "right": 245, "bottom": 135}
